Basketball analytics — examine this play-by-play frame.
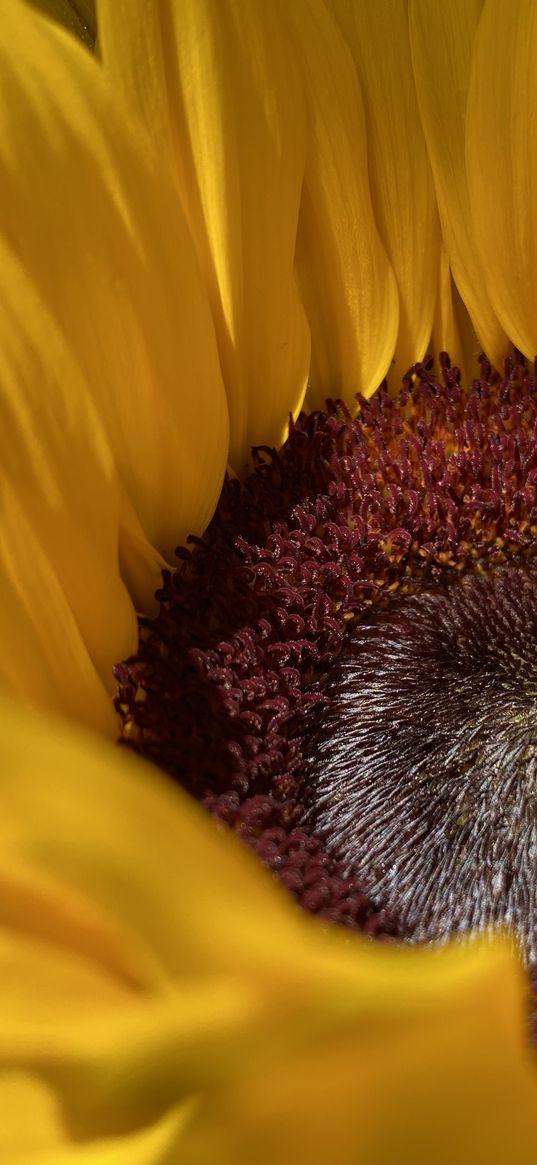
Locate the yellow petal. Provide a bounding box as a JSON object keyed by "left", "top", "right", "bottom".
{"left": 466, "top": 0, "right": 537, "bottom": 361}
{"left": 0, "top": 237, "right": 136, "bottom": 735}
{"left": 284, "top": 0, "right": 398, "bottom": 412}
{"left": 99, "top": 0, "right": 310, "bottom": 474}
{"left": 0, "top": 1, "right": 228, "bottom": 605}
{"left": 409, "top": 0, "right": 508, "bottom": 368}
{"left": 0, "top": 482, "right": 118, "bottom": 738}
{"left": 117, "top": 492, "right": 166, "bottom": 620}
{"left": 1, "top": 693, "right": 537, "bottom": 1160}
{"left": 178, "top": 941, "right": 537, "bottom": 1165}
{"left": 19, "top": 1108, "right": 187, "bottom": 1165}
{"left": 432, "top": 243, "right": 480, "bottom": 385}
{"left": 329, "top": 0, "right": 440, "bottom": 384}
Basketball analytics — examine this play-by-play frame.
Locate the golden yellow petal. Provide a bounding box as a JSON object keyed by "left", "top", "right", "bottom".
{"left": 0, "top": 1, "right": 228, "bottom": 604}
{"left": 432, "top": 243, "right": 480, "bottom": 385}
{"left": 23, "top": 1110, "right": 187, "bottom": 1165}
{"left": 99, "top": 0, "right": 310, "bottom": 474}
{"left": 409, "top": 0, "right": 508, "bottom": 368}
{"left": 117, "top": 492, "right": 167, "bottom": 620}
{"left": 0, "top": 480, "right": 119, "bottom": 738}
{"left": 284, "top": 0, "right": 398, "bottom": 411}
{"left": 0, "top": 1063, "right": 186, "bottom": 1163}
{"left": 329, "top": 0, "right": 440, "bottom": 384}
{"left": 1, "top": 694, "right": 536, "bottom": 1159}
{"left": 0, "top": 238, "right": 136, "bottom": 735}
{"left": 466, "top": 0, "right": 537, "bottom": 361}
{"left": 97, "top": 0, "right": 182, "bottom": 177}
{"left": 178, "top": 940, "right": 537, "bottom": 1165}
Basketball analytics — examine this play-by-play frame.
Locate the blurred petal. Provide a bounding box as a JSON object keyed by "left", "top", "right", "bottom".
{"left": 0, "top": 237, "right": 136, "bottom": 735}
{"left": 22, "top": 1108, "right": 188, "bottom": 1165}
{"left": 284, "top": 0, "right": 398, "bottom": 411}
{"left": 466, "top": 0, "right": 537, "bottom": 361}
{"left": 1, "top": 695, "right": 536, "bottom": 1160}
{"left": 25, "top": 0, "right": 95, "bottom": 48}
{"left": 99, "top": 0, "right": 310, "bottom": 474}
{"left": 330, "top": 0, "right": 440, "bottom": 384}
{"left": 0, "top": 1, "right": 228, "bottom": 604}
{"left": 72, "top": 0, "right": 96, "bottom": 35}
{"left": 409, "top": 0, "right": 508, "bottom": 367}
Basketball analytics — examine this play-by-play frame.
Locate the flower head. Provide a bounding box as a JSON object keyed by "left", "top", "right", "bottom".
{"left": 3, "top": 0, "right": 537, "bottom": 1160}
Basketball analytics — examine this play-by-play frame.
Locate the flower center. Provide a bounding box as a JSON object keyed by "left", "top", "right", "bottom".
{"left": 115, "top": 352, "right": 537, "bottom": 966}
{"left": 304, "top": 563, "right": 537, "bottom": 959}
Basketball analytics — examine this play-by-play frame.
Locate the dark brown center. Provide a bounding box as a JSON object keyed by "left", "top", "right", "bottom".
{"left": 115, "top": 352, "right": 537, "bottom": 970}
{"left": 304, "top": 563, "right": 537, "bottom": 959}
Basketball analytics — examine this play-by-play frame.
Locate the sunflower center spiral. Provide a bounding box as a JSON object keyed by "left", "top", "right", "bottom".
{"left": 116, "top": 352, "right": 537, "bottom": 973}
{"left": 304, "top": 563, "right": 537, "bottom": 958}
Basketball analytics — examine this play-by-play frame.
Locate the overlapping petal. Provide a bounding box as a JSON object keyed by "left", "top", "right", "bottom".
{"left": 329, "top": 0, "right": 439, "bottom": 384}
{"left": 283, "top": 0, "right": 398, "bottom": 411}
{"left": 432, "top": 244, "right": 479, "bottom": 386}
{"left": 409, "top": 0, "right": 507, "bottom": 368}
{"left": 99, "top": 0, "right": 310, "bottom": 474}
{"left": 0, "top": 0, "right": 228, "bottom": 604}
{"left": 466, "top": 0, "right": 537, "bottom": 362}
{"left": 0, "top": 694, "right": 535, "bottom": 1162}
{"left": 1, "top": 5, "right": 536, "bottom": 1162}
{"left": 0, "top": 235, "right": 135, "bottom": 735}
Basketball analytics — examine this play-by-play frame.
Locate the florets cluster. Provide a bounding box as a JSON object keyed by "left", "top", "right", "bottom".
{"left": 115, "top": 353, "right": 537, "bottom": 940}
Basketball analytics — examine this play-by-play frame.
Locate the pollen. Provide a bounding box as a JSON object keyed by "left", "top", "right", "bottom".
{"left": 115, "top": 352, "right": 537, "bottom": 956}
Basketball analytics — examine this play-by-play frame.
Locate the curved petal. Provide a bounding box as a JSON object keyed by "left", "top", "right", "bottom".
{"left": 0, "top": 237, "right": 136, "bottom": 736}
{"left": 283, "top": 0, "right": 398, "bottom": 411}
{"left": 409, "top": 0, "right": 508, "bottom": 368}
{"left": 329, "top": 0, "right": 440, "bottom": 384}
{"left": 99, "top": 0, "right": 310, "bottom": 474}
{"left": 18, "top": 1108, "right": 188, "bottom": 1165}
{"left": 466, "top": 0, "right": 537, "bottom": 361}
{"left": 0, "top": 1, "right": 228, "bottom": 603}
{"left": 0, "top": 486, "right": 119, "bottom": 738}
{"left": 1, "top": 695, "right": 536, "bottom": 1160}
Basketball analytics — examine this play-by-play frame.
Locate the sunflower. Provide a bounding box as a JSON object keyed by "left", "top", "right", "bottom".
{"left": 3, "top": 0, "right": 537, "bottom": 1161}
